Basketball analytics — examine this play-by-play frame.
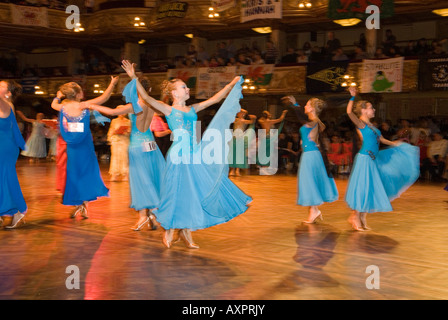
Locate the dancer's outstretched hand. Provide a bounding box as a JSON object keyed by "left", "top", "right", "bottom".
{"left": 121, "top": 60, "right": 137, "bottom": 79}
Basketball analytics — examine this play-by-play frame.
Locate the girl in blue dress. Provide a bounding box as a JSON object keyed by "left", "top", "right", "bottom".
{"left": 345, "top": 87, "right": 419, "bottom": 231}
{"left": 121, "top": 60, "right": 252, "bottom": 249}
{"left": 0, "top": 80, "right": 27, "bottom": 229}
{"left": 283, "top": 95, "right": 338, "bottom": 223}
{"left": 88, "top": 77, "right": 166, "bottom": 231}
{"left": 51, "top": 82, "right": 110, "bottom": 219}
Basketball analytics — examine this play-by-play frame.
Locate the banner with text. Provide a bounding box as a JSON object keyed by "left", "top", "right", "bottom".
{"left": 212, "top": 0, "right": 236, "bottom": 12}
{"left": 360, "top": 57, "right": 404, "bottom": 93}
{"left": 418, "top": 55, "right": 448, "bottom": 91}
{"left": 196, "top": 66, "right": 237, "bottom": 99}
{"left": 327, "top": 0, "right": 394, "bottom": 20}
{"left": 240, "top": 0, "right": 282, "bottom": 23}
{"left": 10, "top": 4, "right": 49, "bottom": 28}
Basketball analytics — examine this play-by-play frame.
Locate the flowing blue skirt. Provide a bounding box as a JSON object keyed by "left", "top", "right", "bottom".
{"left": 128, "top": 144, "right": 165, "bottom": 211}
{"left": 297, "top": 150, "right": 338, "bottom": 206}
{"left": 345, "top": 143, "right": 419, "bottom": 213}
{"left": 63, "top": 134, "right": 109, "bottom": 206}
{"left": 153, "top": 156, "right": 251, "bottom": 231}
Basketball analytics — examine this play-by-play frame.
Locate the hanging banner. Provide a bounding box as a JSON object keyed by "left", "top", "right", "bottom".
{"left": 212, "top": 0, "right": 235, "bottom": 12}
{"left": 156, "top": 1, "right": 189, "bottom": 19}
{"left": 237, "top": 64, "right": 274, "bottom": 86}
{"left": 10, "top": 4, "right": 49, "bottom": 28}
{"left": 327, "top": 0, "right": 394, "bottom": 20}
{"left": 418, "top": 55, "right": 448, "bottom": 91}
{"left": 306, "top": 62, "right": 349, "bottom": 94}
{"left": 360, "top": 57, "right": 404, "bottom": 93}
{"left": 240, "top": 0, "right": 282, "bottom": 23}
{"left": 167, "top": 68, "right": 198, "bottom": 89}
{"left": 196, "top": 66, "right": 237, "bottom": 99}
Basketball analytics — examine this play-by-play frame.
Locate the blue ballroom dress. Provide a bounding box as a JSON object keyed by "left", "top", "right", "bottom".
{"left": 128, "top": 113, "right": 165, "bottom": 211}
{"left": 59, "top": 108, "right": 109, "bottom": 206}
{"left": 297, "top": 124, "right": 338, "bottom": 206}
{"left": 150, "top": 79, "right": 252, "bottom": 231}
{"left": 0, "top": 108, "right": 27, "bottom": 216}
{"left": 345, "top": 124, "right": 419, "bottom": 213}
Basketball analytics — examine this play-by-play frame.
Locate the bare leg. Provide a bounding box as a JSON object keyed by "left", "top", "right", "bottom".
{"left": 163, "top": 229, "right": 175, "bottom": 248}
{"left": 359, "top": 212, "right": 371, "bottom": 230}
{"left": 348, "top": 210, "right": 364, "bottom": 231}
{"left": 180, "top": 229, "right": 200, "bottom": 249}
{"left": 132, "top": 209, "right": 149, "bottom": 231}
{"left": 303, "top": 206, "right": 322, "bottom": 224}
{"left": 5, "top": 212, "right": 26, "bottom": 229}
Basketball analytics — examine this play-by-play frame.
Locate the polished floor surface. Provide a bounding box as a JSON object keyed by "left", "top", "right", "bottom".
{"left": 1, "top": 159, "right": 448, "bottom": 300}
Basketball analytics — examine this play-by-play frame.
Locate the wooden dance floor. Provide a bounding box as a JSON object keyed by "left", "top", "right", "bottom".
{"left": 1, "top": 159, "right": 448, "bottom": 300}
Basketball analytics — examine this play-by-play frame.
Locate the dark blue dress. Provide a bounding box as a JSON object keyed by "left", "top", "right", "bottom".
{"left": 0, "top": 108, "right": 27, "bottom": 216}
{"left": 59, "top": 107, "right": 109, "bottom": 206}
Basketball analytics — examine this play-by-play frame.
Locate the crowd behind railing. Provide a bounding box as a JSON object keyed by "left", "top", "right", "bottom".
{"left": 2, "top": 30, "right": 448, "bottom": 79}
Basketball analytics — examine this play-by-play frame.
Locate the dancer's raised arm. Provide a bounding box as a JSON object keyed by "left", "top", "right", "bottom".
{"left": 121, "top": 60, "right": 171, "bottom": 116}
{"left": 192, "top": 76, "right": 241, "bottom": 113}
{"left": 346, "top": 86, "right": 364, "bottom": 129}
{"left": 87, "top": 76, "right": 119, "bottom": 105}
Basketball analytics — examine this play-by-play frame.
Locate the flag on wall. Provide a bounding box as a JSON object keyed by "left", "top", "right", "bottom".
{"left": 306, "top": 62, "right": 349, "bottom": 94}
{"left": 10, "top": 4, "right": 49, "bottom": 28}
{"left": 240, "top": 0, "right": 282, "bottom": 23}
{"left": 327, "top": 0, "right": 394, "bottom": 20}
{"left": 167, "top": 68, "right": 197, "bottom": 89}
{"left": 360, "top": 57, "right": 404, "bottom": 93}
{"left": 419, "top": 55, "right": 448, "bottom": 91}
{"left": 237, "top": 64, "right": 274, "bottom": 86}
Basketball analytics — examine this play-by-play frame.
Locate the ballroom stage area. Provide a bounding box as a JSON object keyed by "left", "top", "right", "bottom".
{"left": 1, "top": 159, "right": 448, "bottom": 300}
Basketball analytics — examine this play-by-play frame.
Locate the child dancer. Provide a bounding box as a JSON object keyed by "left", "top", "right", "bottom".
{"left": 121, "top": 60, "right": 251, "bottom": 249}
{"left": 345, "top": 87, "right": 419, "bottom": 230}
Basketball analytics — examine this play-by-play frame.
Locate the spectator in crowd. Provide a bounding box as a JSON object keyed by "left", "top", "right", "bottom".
{"left": 85, "top": 0, "right": 94, "bottom": 13}
{"left": 296, "top": 50, "right": 309, "bottom": 63}
{"left": 374, "top": 47, "right": 388, "bottom": 59}
{"left": 264, "top": 40, "right": 279, "bottom": 64}
{"left": 414, "top": 38, "right": 431, "bottom": 56}
{"left": 423, "top": 133, "right": 448, "bottom": 181}
{"left": 281, "top": 47, "right": 298, "bottom": 63}
{"left": 323, "top": 31, "right": 341, "bottom": 60}
{"left": 302, "top": 42, "right": 312, "bottom": 57}
{"left": 354, "top": 33, "right": 367, "bottom": 51}
{"left": 235, "top": 53, "right": 251, "bottom": 65}
{"left": 403, "top": 41, "right": 417, "bottom": 57}
{"left": 353, "top": 46, "right": 369, "bottom": 60}
{"left": 332, "top": 48, "right": 349, "bottom": 61}
{"left": 382, "top": 29, "right": 397, "bottom": 56}
{"left": 380, "top": 120, "right": 396, "bottom": 141}
{"left": 216, "top": 42, "right": 229, "bottom": 61}
{"left": 251, "top": 53, "right": 265, "bottom": 65}
{"left": 197, "top": 46, "right": 210, "bottom": 64}
{"left": 185, "top": 44, "right": 197, "bottom": 62}
{"left": 226, "top": 40, "right": 237, "bottom": 60}
{"left": 309, "top": 46, "right": 325, "bottom": 62}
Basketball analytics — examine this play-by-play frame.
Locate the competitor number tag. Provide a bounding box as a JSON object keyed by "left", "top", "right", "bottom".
{"left": 142, "top": 141, "right": 157, "bottom": 152}
{"left": 67, "top": 122, "right": 84, "bottom": 133}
